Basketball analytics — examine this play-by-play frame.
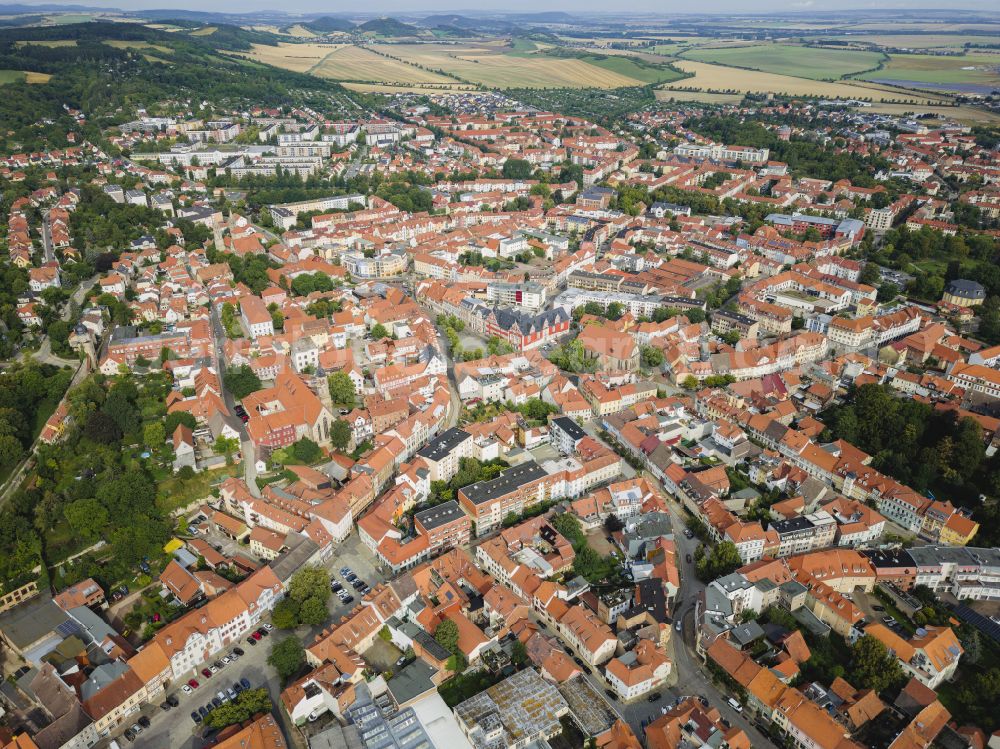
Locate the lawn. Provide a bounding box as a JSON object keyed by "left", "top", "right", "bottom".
{"left": 681, "top": 43, "right": 885, "bottom": 81}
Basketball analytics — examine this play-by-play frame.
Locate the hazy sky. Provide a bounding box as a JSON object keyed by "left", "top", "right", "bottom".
{"left": 11, "top": 0, "right": 1000, "bottom": 13}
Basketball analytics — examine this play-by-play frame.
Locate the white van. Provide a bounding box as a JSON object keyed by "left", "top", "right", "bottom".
{"left": 727, "top": 697, "right": 743, "bottom": 713}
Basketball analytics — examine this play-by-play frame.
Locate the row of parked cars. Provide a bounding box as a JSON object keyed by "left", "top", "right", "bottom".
{"left": 333, "top": 566, "right": 369, "bottom": 604}
{"left": 191, "top": 677, "right": 254, "bottom": 724}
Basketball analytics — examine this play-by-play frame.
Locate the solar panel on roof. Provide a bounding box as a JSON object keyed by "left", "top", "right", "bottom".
{"left": 55, "top": 619, "right": 81, "bottom": 639}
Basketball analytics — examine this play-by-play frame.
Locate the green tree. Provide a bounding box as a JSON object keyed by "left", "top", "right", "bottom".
{"left": 291, "top": 437, "right": 322, "bottom": 464}
{"left": 849, "top": 635, "right": 905, "bottom": 693}
{"left": 327, "top": 372, "right": 356, "bottom": 406}
{"left": 434, "top": 618, "right": 460, "bottom": 656}
{"left": 271, "top": 598, "right": 300, "bottom": 629}
{"left": 224, "top": 365, "right": 262, "bottom": 400}
{"left": 288, "top": 566, "right": 331, "bottom": 604}
{"left": 511, "top": 639, "right": 528, "bottom": 666}
{"left": 63, "top": 498, "right": 108, "bottom": 539}
{"left": 205, "top": 688, "right": 272, "bottom": 729}
{"left": 502, "top": 158, "right": 532, "bottom": 180}
{"left": 267, "top": 636, "right": 305, "bottom": 682}
{"left": 164, "top": 411, "right": 197, "bottom": 435}
{"left": 143, "top": 421, "right": 165, "bottom": 449}
{"left": 330, "top": 419, "right": 351, "bottom": 451}
{"left": 641, "top": 346, "right": 664, "bottom": 368}
{"left": 298, "top": 597, "right": 328, "bottom": 627}
{"left": 370, "top": 323, "right": 389, "bottom": 340}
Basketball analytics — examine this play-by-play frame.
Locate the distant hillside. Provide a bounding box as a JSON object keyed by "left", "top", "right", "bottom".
{"left": 356, "top": 17, "right": 419, "bottom": 36}
{"left": 303, "top": 16, "right": 355, "bottom": 33}
{"left": 419, "top": 14, "right": 517, "bottom": 33}
{"left": 507, "top": 12, "right": 576, "bottom": 24}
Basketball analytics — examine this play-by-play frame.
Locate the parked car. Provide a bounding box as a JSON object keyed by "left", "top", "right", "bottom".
{"left": 137, "top": 717, "right": 150, "bottom": 729}
{"left": 211, "top": 697, "right": 222, "bottom": 709}
{"left": 341, "top": 595, "right": 354, "bottom": 604}
{"left": 160, "top": 702, "right": 172, "bottom": 711}
{"left": 227, "top": 687, "right": 237, "bottom": 701}
{"left": 882, "top": 616, "right": 896, "bottom": 625}
{"left": 727, "top": 697, "right": 743, "bottom": 713}
{"left": 872, "top": 605, "right": 885, "bottom": 612}
{"left": 123, "top": 729, "right": 135, "bottom": 742}
{"left": 332, "top": 582, "right": 343, "bottom": 592}
{"left": 182, "top": 684, "right": 193, "bottom": 694}
{"left": 675, "top": 619, "right": 683, "bottom": 632}
{"left": 167, "top": 694, "right": 179, "bottom": 707}
{"left": 647, "top": 693, "right": 662, "bottom": 703}
{"left": 233, "top": 681, "right": 244, "bottom": 694}
{"left": 233, "top": 647, "right": 245, "bottom": 656}
{"left": 191, "top": 711, "right": 202, "bottom": 724}
{"left": 339, "top": 567, "right": 351, "bottom": 576}
{"left": 251, "top": 631, "right": 263, "bottom": 641}
{"left": 240, "top": 677, "right": 251, "bottom": 690}
{"left": 686, "top": 554, "right": 692, "bottom": 563}
{"left": 213, "top": 660, "right": 225, "bottom": 670}
{"left": 256, "top": 628, "right": 269, "bottom": 638}
{"left": 198, "top": 706, "right": 209, "bottom": 718}
{"left": 217, "top": 690, "right": 227, "bottom": 704}
{"left": 263, "top": 623, "right": 273, "bottom": 631}
{"left": 187, "top": 678, "right": 200, "bottom": 689}
{"left": 201, "top": 668, "right": 212, "bottom": 679}
{"left": 209, "top": 664, "right": 219, "bottom": 673}
{"left": 604, "top": 689, "right": 618, "bottom": 701}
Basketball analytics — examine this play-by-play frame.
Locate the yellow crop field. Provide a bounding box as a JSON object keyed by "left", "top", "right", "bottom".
{"left": 311, "top": 46, "right": 458, "bottom": 83}
{"left": 243, "top": 42, "right": 344, "bottom": 73}
{"left": 661, "top": 60, "right": 946, "bottom": 102}
{"left": 376, "top": 43, "right": 644, "bottom": 88}
{"left": 23, "top": 72, "right": 52, "bottom": 83}
{"left": 286, "top": 24, "right": 317, "bottom": 38}
{"left": 189, "top": 26, "right": 217, "bottom": 36}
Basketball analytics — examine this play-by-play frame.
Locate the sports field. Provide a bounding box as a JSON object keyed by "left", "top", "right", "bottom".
{"left": 681, "top": 43, "right": 884, "bottom": 80}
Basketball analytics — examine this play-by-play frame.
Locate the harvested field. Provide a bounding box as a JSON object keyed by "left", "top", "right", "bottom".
{"left": 189, "top": 26, "right": 217, "bottom": 36}
{"left": 242, "top": 42, "right": 344, "bottom": 73}
{"left": 828, "top": 34, "right": 1000, "bottom": 49}
{"left": 377, "top": 43, "right": 647, "bottom": 88}
{"left": 311, "top": 46, "right": 458, "bottom": 83}
{"left": 660, "top": 60, "right": 946, "bottom": 102}
{"left": 656, "top": 90, "right": 745, "bottom": 104}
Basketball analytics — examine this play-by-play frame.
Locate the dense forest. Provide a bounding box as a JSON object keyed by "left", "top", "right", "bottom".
{"left": 0, "top": 371, "right": 174, "bottom": 596}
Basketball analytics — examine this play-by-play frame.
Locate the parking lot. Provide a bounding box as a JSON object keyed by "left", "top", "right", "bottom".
{"left": 122, "top": 626, "right": 281, "bottom": 749}
{"left": 113, "top": 532, "right": 388, "bottom": 748}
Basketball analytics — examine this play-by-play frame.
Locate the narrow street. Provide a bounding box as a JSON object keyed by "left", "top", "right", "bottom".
{"left": 208, "top": 304, "right": 260, "bottom": 498}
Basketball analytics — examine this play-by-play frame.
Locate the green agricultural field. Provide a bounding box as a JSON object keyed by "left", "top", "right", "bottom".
{"left": 550, "top": 52, "right": 687, "bottom": 84}
{"left": 681, "top": 43, "right": 885, "bottom": 80}
{"left": 0, "top": 69, "right": 25, "bottom": 85}
{"left": 858, "top": 52, "right": 1000, "bottom": 90}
